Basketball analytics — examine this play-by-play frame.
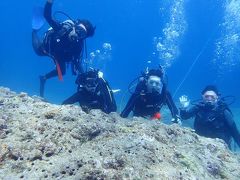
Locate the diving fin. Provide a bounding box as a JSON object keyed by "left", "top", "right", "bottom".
{"left": 32, "top": 6, "right": 45, "bottom": 30}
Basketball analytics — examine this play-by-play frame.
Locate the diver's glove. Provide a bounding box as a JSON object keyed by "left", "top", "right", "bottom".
{"left": 179, "top": 95, "right": 190, "bottom": 109}
{"left": 171, "top": 115, "right": 182, "bottom": 125}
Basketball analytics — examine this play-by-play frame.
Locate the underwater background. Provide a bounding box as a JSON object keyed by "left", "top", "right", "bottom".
{"left": 0, "top": 0, "right": 239, "bottom": 149}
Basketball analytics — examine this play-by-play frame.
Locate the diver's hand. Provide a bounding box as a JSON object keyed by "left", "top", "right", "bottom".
{"left": 171, "top": 115, "right": 182, "bottom": 125}
{"left": 179, "top": 95, "right": 190, "bottom": 108}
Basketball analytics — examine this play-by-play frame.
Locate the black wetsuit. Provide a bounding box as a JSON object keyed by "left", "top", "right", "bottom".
{"left": 32, "top": 1, "right": 84, "bottom": 79}
{"left": 62, "top": 72, "right": 117, "bottom": 114}
{"left": 121, "top": 82, "right": 179, "bottom": 119}
{"left": 180, "top": 102, "right": 240, "bottom": 148}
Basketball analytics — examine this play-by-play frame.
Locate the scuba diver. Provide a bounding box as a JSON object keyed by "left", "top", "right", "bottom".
{"left": 62, "top": 69, "right": 117, "bottom": 114}
{"left": 120, "top": 66, "right": 181, "bottom": 123}
{"left": 32, "top": 0, "right": 95, "bottom": 97}
{"left": 179, "top": 85, "right": 240, "bottom": 149}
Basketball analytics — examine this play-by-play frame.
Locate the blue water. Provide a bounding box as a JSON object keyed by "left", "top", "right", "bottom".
{"left": 0, "top": 1, "right": 239, "bottom": 111}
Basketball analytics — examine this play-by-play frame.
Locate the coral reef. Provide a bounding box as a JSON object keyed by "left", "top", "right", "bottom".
{"left": 0, "top": 87, "right": 239, "bottom": 179}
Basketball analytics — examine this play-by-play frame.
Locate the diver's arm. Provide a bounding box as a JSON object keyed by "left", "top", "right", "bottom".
{"left": 120, "top": 93, "right": 138, "bottom": 118}
{"left": 62, "top": 92, "right": 81, "bottom": 105}
{"left": 179, "top": 106, "right": 199, "bottom": 120}
{"left": 165, "top": 91, "right": 179, "bottom": 118}
{"left": 98, "top": 79, "right": 117, "bottom": 113}
{"left": 224, "top": 110, "right": 240, "bottom": 147}
{"left": 44, "top": 0, "right": 61, "bottom": 30}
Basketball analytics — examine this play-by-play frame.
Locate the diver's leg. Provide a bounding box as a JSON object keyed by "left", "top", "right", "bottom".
{"left": 39, "top": 75, "right": 47, "bottom": 97}
{"left": 32, "top": 30, "right": 46, "bottom": 56}
{"left": 39, "top": 69, "right": 57, "bottom": 98}
{"left": 42, "top": 60, "right": 66, "bottom": 80}
{"left": 44, "top": 69, "right": 58, "bottom": 79}
{"left": 40, "top": 60, "right": 66, "bottom": 97}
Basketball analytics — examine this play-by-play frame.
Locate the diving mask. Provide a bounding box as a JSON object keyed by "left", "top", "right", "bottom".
{"left": 146, "top": 76, "right": 163, "bottom": 94}
{"left": 69, "top": 23, "right": 87, "bottom": 42}
{"left": 202, "top": 91, "right": 218, "bottom": 107}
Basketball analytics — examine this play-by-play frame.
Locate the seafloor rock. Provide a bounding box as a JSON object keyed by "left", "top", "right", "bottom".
{"left": 0, "top": 86, "right": 239, "bottom": 179}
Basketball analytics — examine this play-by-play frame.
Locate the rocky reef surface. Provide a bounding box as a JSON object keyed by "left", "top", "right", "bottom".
{"left": 0, "top": 87, "right": 239, "bottom": 179}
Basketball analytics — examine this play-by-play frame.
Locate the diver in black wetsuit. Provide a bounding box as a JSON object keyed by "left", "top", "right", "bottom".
{"left": 62, "top": 69, "right": 117, "bottom": 114}
{"left": 179, "top": 85, "right": 240, "bottom": 149}
{"left": 121, "top": 67, "right": 180, "bottom": 123}
{"left": 32, "top": 0, "right": 95, "bottom": 97}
